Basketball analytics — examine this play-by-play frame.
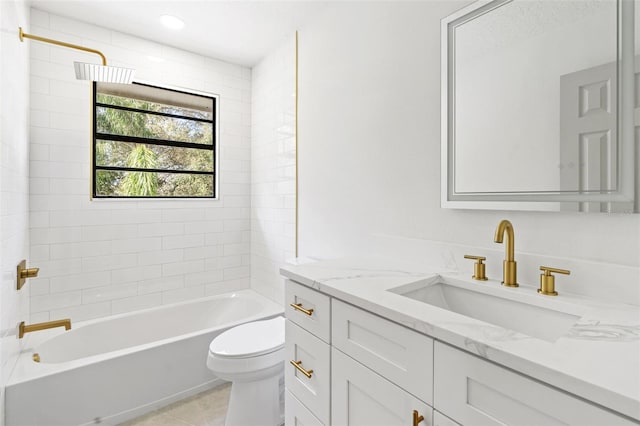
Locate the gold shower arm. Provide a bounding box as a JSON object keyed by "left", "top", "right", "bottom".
{"left": 19, "top": 27, "right": 107, "bottom": 66}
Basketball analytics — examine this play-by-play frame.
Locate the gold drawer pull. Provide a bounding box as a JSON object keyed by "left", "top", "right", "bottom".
{"left": 290, "top": 360, "right": 314, "bottom": 378}
{"left": 413, "top": 410, "right": 425, "bottom": 426}
{"left": 290, "top": 303, "right": 314, "bottom": 316}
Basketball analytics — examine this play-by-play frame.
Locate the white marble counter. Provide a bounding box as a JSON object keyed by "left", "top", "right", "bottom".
{"left": 280, "top": 257, "right": 640, "bottom": 421}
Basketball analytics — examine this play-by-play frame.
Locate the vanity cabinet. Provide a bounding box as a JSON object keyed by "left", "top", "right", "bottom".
{"left": 285, "top": 279, "right": 434, "bottom": 425}
{"left": 284, "top": 279, "right": 637, "bottom": 426}
{"left": 434, "top": 342, "right": 637, "bottom": 426}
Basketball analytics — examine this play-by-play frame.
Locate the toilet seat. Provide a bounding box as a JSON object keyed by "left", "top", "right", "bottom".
{"left": 209, "top": 316, "right": 285, "bottom": 359}
{"left": 206, "top": 316, "right": 286, "bottom": 426}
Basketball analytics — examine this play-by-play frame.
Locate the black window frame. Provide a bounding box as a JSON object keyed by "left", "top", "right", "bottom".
{"left": 92, "top": 81, "right": 217, "bottom": 199}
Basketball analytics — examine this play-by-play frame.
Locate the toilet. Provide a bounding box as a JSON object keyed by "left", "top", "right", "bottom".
{"left": 207, "top": 316, "right": 285, "bottom": 426}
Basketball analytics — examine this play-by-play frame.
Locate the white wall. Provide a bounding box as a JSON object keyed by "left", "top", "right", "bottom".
{"left": 250, "top": 36, "right": 296, "bottom": 305}
{"left": 28, "top": 9, "right": 252, "bottom": 323}
{"left": 0, "top": 1, "right": 30, "bottom": 424}
{"left": 298, "top": 2, "right": 640, "bottom": 302}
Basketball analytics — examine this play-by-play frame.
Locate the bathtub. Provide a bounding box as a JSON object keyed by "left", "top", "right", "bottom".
{"left": 6, "top": 289, "right": 283, "bottom": 426}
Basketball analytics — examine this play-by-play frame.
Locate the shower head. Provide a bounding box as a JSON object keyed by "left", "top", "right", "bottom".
{"left": 19, "top": 27, "right": 136, "bottom": 84}
{"left": 74, "top": 62, "right": 135, "bottom": 84}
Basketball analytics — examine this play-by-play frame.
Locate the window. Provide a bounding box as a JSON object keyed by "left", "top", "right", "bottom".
{"left": 92, "top": 82, "right": 217, "bottom": 198}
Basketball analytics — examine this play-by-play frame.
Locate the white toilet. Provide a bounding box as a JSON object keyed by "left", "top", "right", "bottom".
{"left": 207, "top": 316, "right": 285, "bottom": 426}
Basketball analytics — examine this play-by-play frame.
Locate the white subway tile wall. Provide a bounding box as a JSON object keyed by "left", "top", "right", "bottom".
{"left": 250, "top": 37, "right": 296, "bottom": 305}
{"left": 1, "top": 1, "right": 31, "bottom": 422}
{"left": 28, "top": 9, "right": 252, "bottom": 322}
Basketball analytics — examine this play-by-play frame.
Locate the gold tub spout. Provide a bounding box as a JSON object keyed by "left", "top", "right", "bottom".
{"left": 494, "top": 220, "right": 518, "bottom": 287}
{"left": 19, "top": 319, "right": 71, "bottom": 339}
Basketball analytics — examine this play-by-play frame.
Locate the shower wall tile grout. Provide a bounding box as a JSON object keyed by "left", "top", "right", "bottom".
{"left": 250, "top": 35, "right": 296, "bottom": 306}
{"left": 1, "top": 2, "right": 31, "bottom": 423}
{"left": 28, "top": 8, "right": 253, "bottom": 323}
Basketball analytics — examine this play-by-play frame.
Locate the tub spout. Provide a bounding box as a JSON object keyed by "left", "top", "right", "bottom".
{"left": 19, "top": 319, "right": 71, "bottom": 339}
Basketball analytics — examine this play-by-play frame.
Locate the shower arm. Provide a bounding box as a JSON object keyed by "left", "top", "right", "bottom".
{"left": 19, "top": 27, "right": 107, "bottom": 66}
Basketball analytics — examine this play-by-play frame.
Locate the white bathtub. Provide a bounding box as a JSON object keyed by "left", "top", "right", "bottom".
{"left": 6, "top": 290, "right": 283, "bottom": 426}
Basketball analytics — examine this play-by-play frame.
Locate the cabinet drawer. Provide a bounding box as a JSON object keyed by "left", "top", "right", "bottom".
{"left": 434, "top": 342, "right": 636, "bottom": 426}
{"left": 285, "top": 319, "right": 331, "bottom": 424}
{"left": 332, "top": 299, "right": 434, "bottom": 405}
{"left": 332, "top": 347, "right": 433, "bottom": 426}
{"left": 285, "top": 390, "right": 325, "bottom": 426}
{"left": 285, "top": 279, "right": 331, "bottom": 343}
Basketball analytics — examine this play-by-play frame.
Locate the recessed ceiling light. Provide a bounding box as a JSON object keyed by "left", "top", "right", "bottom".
{"left": 160, "top": 15, "right": 184, "bottom": 30}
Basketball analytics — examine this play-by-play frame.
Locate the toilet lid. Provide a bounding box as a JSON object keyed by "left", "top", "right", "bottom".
{"left": 209, "top": 316, "right": 285, "bottom": 358}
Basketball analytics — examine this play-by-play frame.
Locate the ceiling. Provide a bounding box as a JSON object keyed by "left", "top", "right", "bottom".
{"left": 28, "top": 0, "right": 330, "bottom": 67}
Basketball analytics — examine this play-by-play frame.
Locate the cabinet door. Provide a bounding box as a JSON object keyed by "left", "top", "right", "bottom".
{"left": 332, "top": 299, "right": 433, "bottom": 404}
{"left": 285, "top": 279, "right": 331, "bottom": 343}
{"left": 434, "top": 342, "right": 637, "bottom": 426}
{"left": 332, "top": 348, "right": 432, "bottom": 426}
{"left": 286, "top": 320, "right": 331, "bottom": 424}
{"left": 285, "top": 390, "right": 325, "bottom": 426}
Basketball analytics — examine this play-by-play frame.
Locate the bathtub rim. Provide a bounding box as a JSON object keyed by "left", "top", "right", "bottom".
{"left": 8, "top": 289, "right": 283, "bottom": 386}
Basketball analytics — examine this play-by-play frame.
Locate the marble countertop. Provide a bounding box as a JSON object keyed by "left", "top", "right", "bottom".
{"left": 280, "top": 257, "right": 640, "bottom": 421}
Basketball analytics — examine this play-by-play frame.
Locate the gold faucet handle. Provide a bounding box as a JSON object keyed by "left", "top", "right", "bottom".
{"left": 540, "top": 266, "right": 570, "bottom": 276}
{"left": 17, "top": 260, "right": 39, "bottom": 290}
{"left": 464, "top": 255, "right": 488, "bottom": 281}
{"left": 538, "top": 266, "right": 570, "bottom": 296}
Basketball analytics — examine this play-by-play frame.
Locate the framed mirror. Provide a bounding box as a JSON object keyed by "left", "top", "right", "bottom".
{"left": 441, "top": 0, "right": 637, "bottom": 212}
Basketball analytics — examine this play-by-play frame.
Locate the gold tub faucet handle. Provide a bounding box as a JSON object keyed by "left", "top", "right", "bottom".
{"left": 538, "top": 266, "right": 570, "bottom": 296}
{"left": 463, "top": 255, "right": 488, "bottom": 281}
{"left": 17, "top": 259, "right": 39, "bottom": 290}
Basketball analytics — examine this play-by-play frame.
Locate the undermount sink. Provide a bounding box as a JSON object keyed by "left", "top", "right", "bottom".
{"left": 388, "top": 277, "right": 582, "bottom": 342}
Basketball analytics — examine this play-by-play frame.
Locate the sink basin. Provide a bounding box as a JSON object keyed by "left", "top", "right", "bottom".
{"left": 388, "top": 277, "right": 581, "bottom": 342}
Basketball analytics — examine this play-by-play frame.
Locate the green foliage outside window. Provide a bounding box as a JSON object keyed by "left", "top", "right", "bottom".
{"left": 93, "top": 85, "right": 215, "bottom": 198}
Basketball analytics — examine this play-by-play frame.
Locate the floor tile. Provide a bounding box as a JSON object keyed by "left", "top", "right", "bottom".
{"left": 119, "top": 384, "right": 230, "bottom": 426}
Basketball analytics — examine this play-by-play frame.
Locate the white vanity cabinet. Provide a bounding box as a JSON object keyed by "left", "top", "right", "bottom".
{"left": 285, "top": 279, "right": 434, "bottom": 426}
{"left": 284, "top": 279, "right": 638, "bottom": 426}
{"left": 433, "top": 342, "right": 638, "bottom": 426}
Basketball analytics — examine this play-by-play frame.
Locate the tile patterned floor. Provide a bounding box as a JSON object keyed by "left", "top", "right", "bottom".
{"left": 118, "top": 383, "right": 230, "bottom": 426}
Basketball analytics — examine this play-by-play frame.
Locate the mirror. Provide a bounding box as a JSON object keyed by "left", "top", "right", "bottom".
{"left": 441, "top": 0, "right": 637, "bottom": 212}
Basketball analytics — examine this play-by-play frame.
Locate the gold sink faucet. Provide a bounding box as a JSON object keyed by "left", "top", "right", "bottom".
{"left": 19, "top": 319, "right": 71, "bottom": 339}
{"left": 494, "top": 220, "right": 518, "bottom": 287}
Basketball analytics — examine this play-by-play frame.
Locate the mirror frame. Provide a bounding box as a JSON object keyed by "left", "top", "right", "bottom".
{"left": 441, "top": 0, "right": 636, "bottom": 211}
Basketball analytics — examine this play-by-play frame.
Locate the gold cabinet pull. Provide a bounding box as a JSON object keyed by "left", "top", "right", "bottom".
{"left": 290, "top": 360, "right": 313, "bottom": 378}
{"left": 289, "top": 303, "right": 314, "bottom": 316}
{"left": 413, "top": 410, "right": 425, "bottom": 426}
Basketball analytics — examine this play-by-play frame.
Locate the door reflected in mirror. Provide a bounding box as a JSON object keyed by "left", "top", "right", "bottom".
{"left": 442, "top": 0, "right": 637, "bottom": 212}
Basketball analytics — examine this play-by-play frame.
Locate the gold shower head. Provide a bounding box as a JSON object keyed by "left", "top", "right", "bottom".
{"left": 19, "top": 27, "right": 136, "bottom": 84}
